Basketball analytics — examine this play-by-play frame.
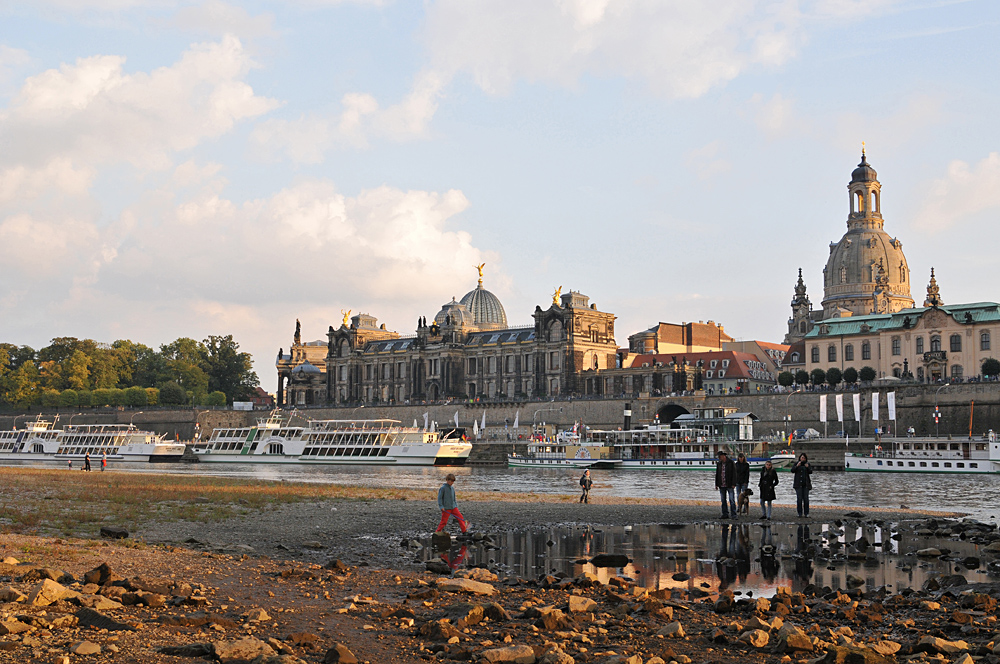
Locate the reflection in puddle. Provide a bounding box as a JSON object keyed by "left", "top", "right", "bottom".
{"left": 420, "top": 521, "right": 993, "bottom": 598}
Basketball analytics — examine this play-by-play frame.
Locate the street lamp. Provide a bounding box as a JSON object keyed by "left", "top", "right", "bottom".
{"left": 934, "top": 383, "right": 950, "bottom": 438}
{"left": 129, "top": 411, "right": 144, "bottom": 427}
{"left": 784, "top": 388, "right": 803, "bottom": 443}
{"left": 532, "top": 406, "right": 562, "bottom": 438}
{"left": 69, "top": 412, "right": 84, "bottom": 427}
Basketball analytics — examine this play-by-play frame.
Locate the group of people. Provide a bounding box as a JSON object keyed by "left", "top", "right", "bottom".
{"left": 67, "top": 453, "right": 108, "bottom": 472}
{"left": 714, "top": 450, "right": 812, "bottom": 519}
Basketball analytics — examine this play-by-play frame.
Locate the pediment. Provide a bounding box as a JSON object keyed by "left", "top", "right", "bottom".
{"left": 918, "top": 308, "right": 948, "bottom": 330}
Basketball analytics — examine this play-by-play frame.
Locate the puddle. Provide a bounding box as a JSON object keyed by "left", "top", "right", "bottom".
{"left": 419, "top": 521, "right": 995, "bottom": 598}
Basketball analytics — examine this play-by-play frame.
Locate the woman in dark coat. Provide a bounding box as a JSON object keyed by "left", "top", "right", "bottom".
{"left": 791, "top": 453, "right": 812, "bottom": 518}
{"left": 758, "top": 459, "right": 778, "bottom": 520}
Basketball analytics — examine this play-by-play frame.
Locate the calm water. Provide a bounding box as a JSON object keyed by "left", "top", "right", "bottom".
{"left": 51, "top": 461, "right": 1000, "bottom": 522}
{"left": 415, "top": 521, "right": 994, "bottom": 597}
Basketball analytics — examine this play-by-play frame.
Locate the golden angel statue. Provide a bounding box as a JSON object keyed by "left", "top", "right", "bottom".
{"left": 552, "top": 286, "right": 562, "bottom": 305}
{"left": 341, "top": 309, "right": 351, "bottom": 326}
{"left": 475, "top": 263, "right": 485, "bottom": 278}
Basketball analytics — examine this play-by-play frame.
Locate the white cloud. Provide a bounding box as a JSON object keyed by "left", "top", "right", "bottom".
{"left": 0, "top": 35, "right": 280, "bottom": 171}
{"left": 914, "top": 152, "right": 1000, "bottom": 232}
{"left": 421, "top": 0, "right": 807, "bottom": 98}
{"left": 251, "top": 69, "right": 447, "bottom": 162}
{"left": 685, "top": 140, "right": 731, "bottom": 180}
{"left": 0, "top": 45, "right": 30, "bottom": 83}
{"left": 0, "top": 158, "right": 95, "bottom": 204}
{"left": 170, "top": 1, "right": 278, "bottom": 40}
{"left": 750, "top": 92, "right": 797, "bottom": 137}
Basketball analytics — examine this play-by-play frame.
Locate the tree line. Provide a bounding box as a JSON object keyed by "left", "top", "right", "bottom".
{"left": 778, "top": 358, "right": 1000, "bottom": 389}
{"left": 0, "top": 335, "right": 259, "bottom": 409}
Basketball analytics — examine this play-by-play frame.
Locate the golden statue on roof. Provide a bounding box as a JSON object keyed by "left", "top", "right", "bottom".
{"left": 474, "top": 263, "right": 485, "bottom": 286}
{"left": 341, "top": 309, "right": 351, "bottom": 326}
{"left": 552, "top": 286, "right": 562, "bottom": 306}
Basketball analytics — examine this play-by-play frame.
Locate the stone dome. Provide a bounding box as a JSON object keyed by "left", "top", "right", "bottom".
{"left": 291, "top": 361, "right": 321, "bottom": 375}
{"left": 433, "top": 298, "right": 476, "bottom": 328}
{"left": 851, "top": 152, "right": 877, "bottom": 183}
{"left": 459, "top": 284, "right": 507, "bottom": 329}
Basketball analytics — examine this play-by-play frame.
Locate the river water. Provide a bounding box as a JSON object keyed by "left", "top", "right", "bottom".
{"left": 97, "top": 462, "right": 1000, "bottom": 522}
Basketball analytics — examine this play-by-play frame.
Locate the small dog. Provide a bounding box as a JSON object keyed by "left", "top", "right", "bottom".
{"left": 737, "top": 488, "right": 754, "bottom": 516}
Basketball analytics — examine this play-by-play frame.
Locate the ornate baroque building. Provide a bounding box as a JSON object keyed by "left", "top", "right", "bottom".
{"left": 276, "top": 272, "right": 618, "bottom": 406}
{"left": 785, "top": 150, "right": 914, "bottom": 344}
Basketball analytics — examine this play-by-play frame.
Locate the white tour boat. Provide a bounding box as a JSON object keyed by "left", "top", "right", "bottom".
{"left": 193, "top": 412, "right": 472, "bottom": 466}
{"left": 0, "top": 418, "right": 185, "bottom": 464}
{"left": 508, "top": 424, "right": 795, "bottom": 470}
{"left": 844, "top": 437, "right": 1000, "bottom": 474}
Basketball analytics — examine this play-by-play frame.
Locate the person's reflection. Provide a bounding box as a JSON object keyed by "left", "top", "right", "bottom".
{"left": 716, "top": 524, "right": 737, "bottom": 590}
{"left": 441, "top": 545, "right": 468, "bottom": 571}
{"left": 759, "top": 524, "right": 779, "bottom": 582}
{"left": 734, "top": 524, "right": 751, "bottom": 583}
{"left": 792, "top": 524, "right": 814, "bottom": 588}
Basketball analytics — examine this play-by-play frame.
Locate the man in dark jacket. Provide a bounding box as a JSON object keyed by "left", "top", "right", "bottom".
{"left": 579, "top": 470, "right": 593, "bottom": 504}
{"left": 734, "top": 452, "right": 750, "bottom": 501}
{"left": 714, "top": 451, "right": 737, "bottom": 519}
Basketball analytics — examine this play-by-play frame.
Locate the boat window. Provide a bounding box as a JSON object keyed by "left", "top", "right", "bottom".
{"left": 971, "top": 463, "right": 978, "bottom": 468}
{"left": 957, "top": 463, "right": 964, "bottom": 468}
{"left": 913, "top": 443, "right": 923, "bottom": 450}
{"left": 944, "top": 463, "right": 952, "bottom": 468}
{"left": 908, "top": 462, "right": 914, "bottom": 467}
{"left": 931, "top": 462, "right": 939, "bottom": 467}
{"left": 919, "top": 462, "right": 927, "bottom": 467}
{"left": 976, "top": 443, "right": 987, "bottom": 451}
{"left": 902, "top": 443, "right": 910, "bottom": 450}
{"left": 938, "top": 443, "right": 948, "bottom": 450}
{"left": 876, "top": 460, "right": 882, "bottom": 465}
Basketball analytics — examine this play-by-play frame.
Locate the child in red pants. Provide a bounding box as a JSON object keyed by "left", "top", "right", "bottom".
{"left": 436, "top": 473, "right": 467, "bottom": 533}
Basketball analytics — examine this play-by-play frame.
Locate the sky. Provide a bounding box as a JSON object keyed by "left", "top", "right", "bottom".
{"left": 1, "top": 0, "right": 999, "bottom": 392}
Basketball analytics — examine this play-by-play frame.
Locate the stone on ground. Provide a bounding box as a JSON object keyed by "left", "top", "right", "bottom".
{"left": 323, "top": 643, "right": 359, "bottom": 664}
{"left": 480, "top": 644, "right": 536, "bottom": 663}
{"left": 70, "top": 641, "right": 101, "bottom": 655}
{"left": 212, "top": 637, "right": 276, "bottom": 663}
{"left": 657, "top": 621, "right": 685, "bottom": 638}
{"left": 437, "top": 577, "right": 495, "bottom": 595}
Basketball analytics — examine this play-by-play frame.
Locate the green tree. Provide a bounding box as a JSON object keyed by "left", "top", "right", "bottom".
{"left": 794, "top": 370, "right": 810, "bottom": 385}
{"left": 111, "top": 340, "right": 160, "bottom": 387}
{"left": 205, "top": 391, "right": 227, "bottom": 407}
{"left": 145, "top": 387, "right": 159, "bottom": 406}
{"left": 859, "top": 366, "right": 877, "bottom": 383}
{"left": 77, "top": 389, "right": 93, "bottom": 407}
{"left": 843, "top": 367, "right": 858, "bottom": 384}
{"left": 58, "top": 389, "right": 78, "bottom": 407}
{"left": 982, "top": 358, "right": 1000, "bottom": 378}
{"left": 92, "top": 388, "right": 113, "bottom": 407}
{"left": 0, "top": 344, "right": 35, "bottom": 371}
{"left": 160, "top": 338, "right": 209, "bottom": 396}
{"left": 159, "top": 381, "right": 187, "bottom": 405}
{"left": 203, "top": 335, "right": 259, "bottom": 402}
{"left": 40, "top": 389, "right": 61, "bottom": 407}
{"left": 826, "top": 367, "right": 842, "bottom": 387}
{"left": 108, "top": 388, "right": 126, "bottom": 407}
{"left": 2, "top": 361, "right": 42, "bottom": 407}
{"left": 62, "top": 350, "right": 91, "bottom": 390}
{"left": 810, "top": 368, "right": 826, "bottom": 386}
{"left": 778, "top": 371, "right": 794, "bottom": 387}
{"left": 124, "top": 386, "right": 148, "bottom": 407}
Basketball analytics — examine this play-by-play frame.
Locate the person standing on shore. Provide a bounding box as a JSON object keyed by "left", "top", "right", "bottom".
{"left": 714, "top": 451, "right": 736, "bottom": 519}
{"left": 758, "top": 459, "right": 779, "bottom": 520}
{"left": 436, "top": 473, "right": 468, "bottom": 535}
{"left": 101, "top": 454, "right": 107, "bottom": 472}
{"left": 734, "top": 452, "right": 750, "bottom": 505}
{"left": 792, "top": 453, "right": 812, "bottom": 518}
{"left": 84, "top": 453, "right": 92, "bottom": 472}
{"left": 579, "top": 470, "right": 593, "bottom": 504}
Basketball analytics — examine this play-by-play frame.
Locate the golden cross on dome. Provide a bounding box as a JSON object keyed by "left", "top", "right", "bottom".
{"left": 862, "top": 141, "right": 866, "bottom": 155}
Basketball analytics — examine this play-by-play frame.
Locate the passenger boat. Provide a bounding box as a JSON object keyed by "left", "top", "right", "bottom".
{"left": 0, "top": 418, "right": 185, "bottom": 463}
{"left": 193, "top": 412, "right": 471, "bottom": 466}
{"left": 508, "top": 424, "right": 796, "bottom": 470}
{"left": 844, "top": 437, "right": 1000, "bottom": 474}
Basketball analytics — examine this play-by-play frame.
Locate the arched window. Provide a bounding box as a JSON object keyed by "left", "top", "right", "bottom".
{"left": 981, "top": 331, "right": 991, "bottom": 351}
{"left": 915, "top": 337, "right": 924, "bottom": 354}
{"left": 930, "top": 335, "right": 941, "bottom": 352}
{"left": 799, "top": 321, "right": 807, "bottom": 333}
{"left": 855, "top": 191, "right": 865, "bottom": 212}
{"left": 951, "top": 365, "right": 964, "bottom": 378}
{"left": 844, "top": 344, "right": 854, "bottom": 361}
{"left": 950, "top": 334, "right": 962, "bottom": 352}
{"left": 862, "top": 341, "right": 871, "bottom": 360}
{"left": 840, "top": 266, "right": 847, "bottom": 283}
{"left": 891, "top": 337, "right": 901, "bottom": 356}
{"left": 893, "top": 368, "right": 901, "bottom": 378}
{"left": 872, "top": 191, "right": 879, "bottom": 213}
{"left": 900, "top": 263, "right": 906, "bottom": 282}
{"left": 811, "top": 347, "right": 820, "bottom": 363}
{"left": 828, "top": 345, "right": 837, "bottom": 362}
{"left": 790, "top": 352, "right": 800, "bottom": 363}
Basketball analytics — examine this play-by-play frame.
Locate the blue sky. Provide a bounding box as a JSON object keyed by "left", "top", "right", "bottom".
{"left": 1, "top": 0, "right": 999, "bottom": 390}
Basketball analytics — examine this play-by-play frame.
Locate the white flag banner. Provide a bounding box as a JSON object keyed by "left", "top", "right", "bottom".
{"left": 513, "top": 410, "right": 519, "bottom": 430}
{"left": 888, "top": 391, "right": 897, "bottom": 421}
{"left": 481, "top": 411, "right": 487, "bottom": 431}
{"left": 473, "top": 420, "right": 479, "bottom": 438}
{"left": 423, "top": 412, "right": 429, "bottom": 431}
{"left": 836, "top": 394, "right": 844, "bottom": 422}
{"left": 819, "top": 395, "right": 828, "bottom": 423}
{"left": 872, "top": 393, "right": 879, "bottom": 422}
{"left": 413, "top": 419, "right": 418, "bottom": 428}
{"left": 454, "top": 411, "right": 459, "bottom": 428}
{"left": 853, "top": 393, "right": 861, "bottom": 422}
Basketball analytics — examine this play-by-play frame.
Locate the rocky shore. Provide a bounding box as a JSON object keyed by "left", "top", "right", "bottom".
{"left": 0, "top": 479, "right": 998, "bottom": 664}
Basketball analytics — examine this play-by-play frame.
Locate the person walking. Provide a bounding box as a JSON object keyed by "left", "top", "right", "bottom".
{"left": 101, "top": 454, "right": 107, "bottom": 472}
{"left": 758, "top": 459, "right": 779, "bottom": 520}
{"left": 579, "top": 470, "right": 593, "bottom": 504}
{"left": 436, "top": 473, "right": 468, "bottom": 535}
{"left": 792, "top": 453, "right": 812, "bottom": 518}
{"left": 84, "top": 453, "right": 92, "bottom": 472}
{"left": 734, "top": 452, "right": 750, "bottom": 508}
{"left": 714, "top": 451, "right": 737, "bottom": 519}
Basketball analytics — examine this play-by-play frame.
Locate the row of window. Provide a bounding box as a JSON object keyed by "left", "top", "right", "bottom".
{"left": 875, "top": 460, "right": 977, "bottom": 469}
{"left": 811, "top": 331, "right": 992, "bottom": 363}
{"left": 301, "top": 447, "right": 391, "bottom": 457}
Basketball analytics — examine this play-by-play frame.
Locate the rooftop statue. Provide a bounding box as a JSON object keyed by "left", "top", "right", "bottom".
{"left": 552, "top": 286, "right": 562, "bottom": 306}
{"left": 341, "top": 309, "right": 351, "bottom": 327}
